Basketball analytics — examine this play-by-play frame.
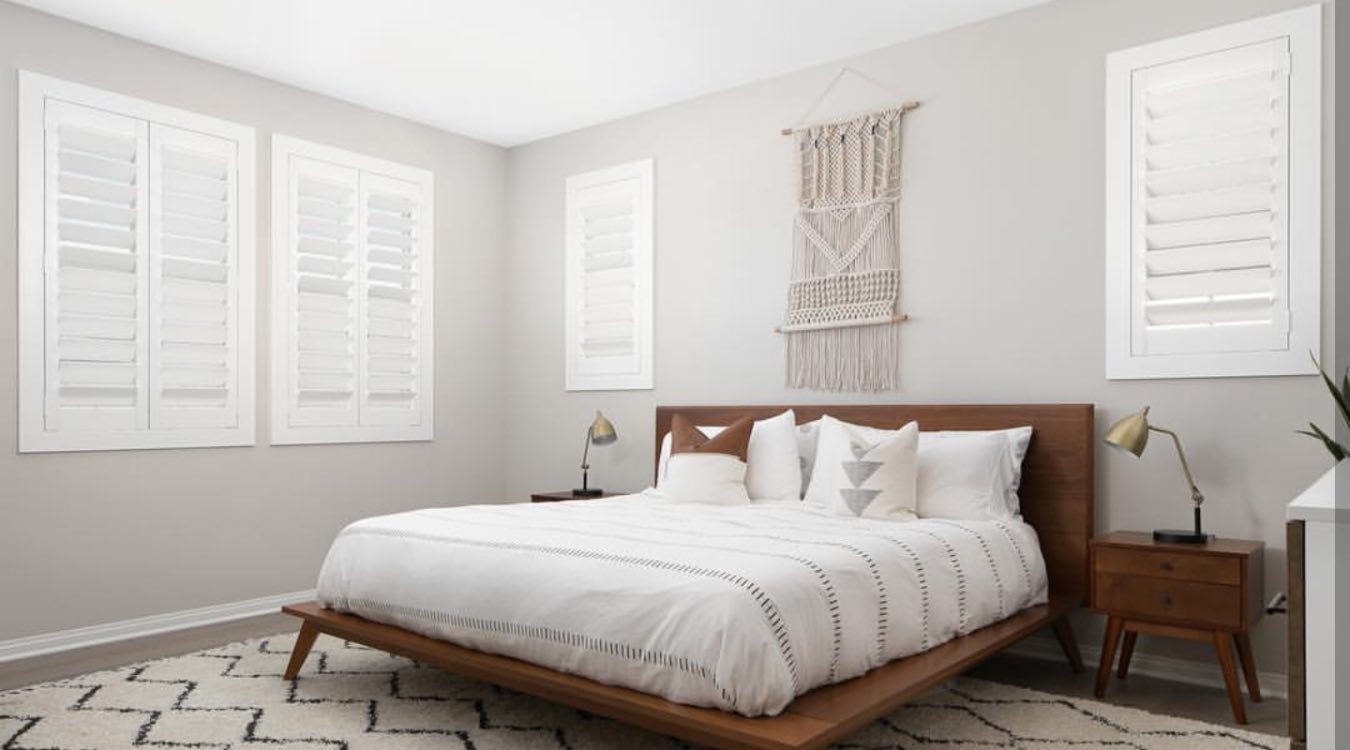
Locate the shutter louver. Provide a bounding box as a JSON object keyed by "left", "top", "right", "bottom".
{"left": 149, "top": 124, "right": 240, "bottom": 428}
{"left": 1132, "top": 39, "right": 1289, "bottom": 356}
{"left": 286, "top": 157, "right": 359, "bottom": 427}
{"left": 359, "top": 174, "right": 424, "bottom": 425}
{"left": 564, "top": 159, "right": 653, "bottom": 391}
{"left": 44, "top": 101, "right": 149, "bottom": 433}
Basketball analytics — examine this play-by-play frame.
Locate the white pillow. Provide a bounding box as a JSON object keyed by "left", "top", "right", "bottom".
{"left": 657, "top": 410, "right": 800, "bottom": 503}
{"left": 657, "top": 453, "right": 752, "bottom": 506}
{"left": 804, "top": 417, "right": 919, "bottom": 520}
{"left": 917, "top": 427, "right": 1034, "bottom": 520}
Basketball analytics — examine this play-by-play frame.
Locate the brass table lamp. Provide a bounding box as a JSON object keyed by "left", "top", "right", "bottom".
{"left": 1104, "top": 406, "right": 1210, "bottom": 544}
{"left": 574, "top": 411, "right": 617, "bottom": 497}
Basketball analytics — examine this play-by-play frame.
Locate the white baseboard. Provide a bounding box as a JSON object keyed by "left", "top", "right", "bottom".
{"left": 1006, "top": 633, "right": 1288, "bottom": 700}
{"left": 0, "top": 589, "right": 315, "bottom": 664}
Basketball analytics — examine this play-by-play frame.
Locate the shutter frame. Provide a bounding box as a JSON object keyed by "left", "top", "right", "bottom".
{"left": 18, "top": 71, "right": 256, "bottom": 452}
{"left": 270, "top": 135, "right": 435, "bottom": 445}
{"left": 1105, "top": 6, "right": 1321, "bottom": 380}
{"left": 564, "top": 158, "right": 655, "bottom": 391}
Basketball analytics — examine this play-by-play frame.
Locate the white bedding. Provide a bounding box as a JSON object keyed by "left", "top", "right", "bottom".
{"left": 316, "top": 494, "right": 1048, "bottom": 716}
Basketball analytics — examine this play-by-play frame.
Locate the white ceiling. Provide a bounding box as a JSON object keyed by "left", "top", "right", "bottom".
{"left": 13, "top": 0, "right": 1051, "bottom": 147}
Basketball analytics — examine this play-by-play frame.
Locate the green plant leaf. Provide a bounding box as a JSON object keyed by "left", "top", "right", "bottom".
{"left": 1311, "top": 354, "right": 1350, "bottom": 427}
{"left": 1297, "top": 422, "right": 1348, "bottom": 461}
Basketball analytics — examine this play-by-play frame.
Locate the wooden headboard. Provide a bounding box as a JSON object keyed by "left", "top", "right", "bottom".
{"left": 654, "top": 404, "right": 1095, "bottom": 605}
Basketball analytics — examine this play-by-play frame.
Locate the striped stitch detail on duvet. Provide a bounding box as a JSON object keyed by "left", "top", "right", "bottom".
{"left": 931, "top": 520, "right": 1007, "bottom": 620}
{"left": 405, "top": 516, "right": 848, "bottom": 684}
{"left": 328, "top": 596, "right": 737, "bottom": 708}
{"left": 336, "top": 527, "right": 804, "bottom": 692}
{"left": 463, "top": 509, "right": 891, "bottom": 665}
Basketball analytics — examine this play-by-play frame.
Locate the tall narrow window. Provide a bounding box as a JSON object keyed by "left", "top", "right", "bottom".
{"left": 1105, "top": 6, "right": 1321, "bottom": 379}
{"left": 564, "top": 159, "right": 654, "bottom": 391}
{"left": 270, "top": 136, "right": 434, "bottom": 444}
{"left": 18, "top": 72, "right": 256, "bottom": 452}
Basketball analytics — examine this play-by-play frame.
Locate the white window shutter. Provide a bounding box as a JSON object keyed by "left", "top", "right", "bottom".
{"left": 565, "top": 159, "right": 654, "bottom": 391}
{"left": 359, "top": 172, "right": 431, "bottom": 428}
{"left": 278, "top": 155, "right": 361, "bottom": 429}
{"left": 149, "top": 124, "right": 244, "bottom": 429}
{"left": 42, "top": 100, "right": 150, "bottom": 434}
{"left": 271, "top": 136, "right": 434, "bottom": 444}
{"left": 19, "top": 72, "right": 256, "bottom": 452}
{"left": 1106, "top": 6, "right": 1321, "bottom": 379}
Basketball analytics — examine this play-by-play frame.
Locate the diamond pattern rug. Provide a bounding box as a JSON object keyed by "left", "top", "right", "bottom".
{"left": 0, "top": 631, "right": 1287, "bottom": 749}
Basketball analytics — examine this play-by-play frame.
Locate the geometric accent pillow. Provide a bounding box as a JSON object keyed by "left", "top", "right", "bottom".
{"left": 803, "top": 416, "right": 919, "bottom": 521}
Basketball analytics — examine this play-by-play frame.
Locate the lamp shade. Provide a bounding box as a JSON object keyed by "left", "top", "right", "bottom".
{"left": 1104, "top": 406, "right": 1150, "bottom": 457}
{"left": 589, "top": 411, "right": 617, "bottom": 445}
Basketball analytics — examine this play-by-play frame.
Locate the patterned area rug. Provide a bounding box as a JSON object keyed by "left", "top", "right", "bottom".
{"left": 1, "top": 631, "right": 1287, "bottom": 749}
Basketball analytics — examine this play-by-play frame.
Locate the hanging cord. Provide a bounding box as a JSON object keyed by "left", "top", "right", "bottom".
{"left": 781, "top": 67, "right": 919, "bottom": 135}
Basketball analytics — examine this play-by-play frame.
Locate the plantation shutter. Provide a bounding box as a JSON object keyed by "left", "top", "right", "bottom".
{"left": 20, "top": 72, "right": 256, "bottom": 451}
{"left": 1131, "top": 39, "right": 1290, "bottom": 356}
{"left": 149, "top": 124, "right": 242, "bottom": 429}
{"left": 564, "top": 159, "right": 654, "bottom": 391}
{"left": 42, "top": 100, "right": 150, "bottom": 434}
{"left": 281, "top": 156, "right": 360, "bottom": 428}
{"left": 271, "top": 136, "right": 434, "bottom": 444}
{"left": 359, "top": 172, "right": 427, "bottom": 427}
{"left": 1106, "top": 6, "right": 1320, "bottom": 380}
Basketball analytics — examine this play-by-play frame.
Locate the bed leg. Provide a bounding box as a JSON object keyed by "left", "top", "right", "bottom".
{"left": 283, "top": 622, "right": 320, "bottom": 680}
{"left": 1050, "top": 614, "right": 1085, "bottom": 674}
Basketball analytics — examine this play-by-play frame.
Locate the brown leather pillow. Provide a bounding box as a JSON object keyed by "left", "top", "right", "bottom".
{"left": 669, "top": 414, "right": 753, "bottom": 462}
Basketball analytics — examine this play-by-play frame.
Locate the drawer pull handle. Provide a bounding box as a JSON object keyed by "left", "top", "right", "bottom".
{"left": 1160, "top": 561, "right": 1174, "bottom": 572}
{"left": 1161, "top": 594, "right": 1173, "bottom": 606}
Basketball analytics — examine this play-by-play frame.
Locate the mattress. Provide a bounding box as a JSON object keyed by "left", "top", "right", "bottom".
{"left": 316, "top": 494, "right": 1049, "bottom": 716}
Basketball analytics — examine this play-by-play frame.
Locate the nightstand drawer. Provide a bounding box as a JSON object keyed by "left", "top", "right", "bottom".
{"left": 1095, "top": 546, "right": 1241, "bottom": 585}
{"left": 1094, "top": 573, "right": 1242, "bottom": 629}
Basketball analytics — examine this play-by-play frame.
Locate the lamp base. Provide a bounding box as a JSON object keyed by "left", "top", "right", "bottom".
{"left": 1153, "top": 528, "right": 1212, "bottom": 544}
{"left": 571, "top": 488, "right": 605, "bottom": 497}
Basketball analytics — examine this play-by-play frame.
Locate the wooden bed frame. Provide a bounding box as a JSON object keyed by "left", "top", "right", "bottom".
{"left": 282, "top": 403, "right": 1094, "bottom": 750}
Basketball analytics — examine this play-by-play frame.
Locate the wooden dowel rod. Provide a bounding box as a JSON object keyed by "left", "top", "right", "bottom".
{"left": 781, "top": 101, "right": 920, "bottom": 136}
{"left": 774, "top": 314, "right": 909, "bottom": 333}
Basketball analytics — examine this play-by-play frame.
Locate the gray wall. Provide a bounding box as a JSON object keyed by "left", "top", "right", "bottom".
{"left": 0, "top": 2, "right": 509, "bottom": 640}
{"left": 504, "top": 0, "right": 1338, "bottom": 677}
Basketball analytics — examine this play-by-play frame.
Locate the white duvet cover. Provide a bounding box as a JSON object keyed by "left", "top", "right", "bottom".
{"left": 316, "top": 494, "right": 1048, "bottom": 717}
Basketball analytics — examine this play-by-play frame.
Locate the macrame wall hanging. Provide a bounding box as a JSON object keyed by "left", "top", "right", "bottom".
{"left": 778, "top": 68, "right": 916, "bottom": 392}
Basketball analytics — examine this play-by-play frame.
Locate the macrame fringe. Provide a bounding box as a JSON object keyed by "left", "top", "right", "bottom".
{"left": 786, "top": 324, "right": 900, "bottom": 392}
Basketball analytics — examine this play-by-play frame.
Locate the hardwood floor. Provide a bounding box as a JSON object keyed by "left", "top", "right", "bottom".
{"left": 968, "top": 651, "right": 1286, "bottom": 736}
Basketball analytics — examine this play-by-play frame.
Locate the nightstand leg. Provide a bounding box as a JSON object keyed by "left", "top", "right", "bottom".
{"left": 1213, "top": 631, "right": 1248, "bottom": 724}
{"left": 1233, "top": 632, "right": 1262, "bottom": 702}
{"left": 1050, "top": 615, "right": 1084, "bottom": 673}
{"left": 1095, "top": 616, "right": 1124, "bottom": 698}
{"left": 1116, "top": 630, "right": 1137, "bottom": 679}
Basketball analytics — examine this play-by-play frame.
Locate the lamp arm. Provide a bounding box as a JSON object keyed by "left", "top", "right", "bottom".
{"left": 580, "top": 425, "right": 594, "bottom": 470}
{"left": 1149, "top": 426, "right": 1204, "bottom": 506}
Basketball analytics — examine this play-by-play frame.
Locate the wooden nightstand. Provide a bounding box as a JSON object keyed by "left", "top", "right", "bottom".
{"left": 1090, "top": 531, "right": 1264, "bottom": 723}
{"left": 530, "top": 490, "right": 622, "bottom": 503}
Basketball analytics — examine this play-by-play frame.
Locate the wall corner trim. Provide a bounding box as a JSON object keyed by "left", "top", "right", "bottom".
{"left": 0, "top": 589, "right": 315, "bottom": 664}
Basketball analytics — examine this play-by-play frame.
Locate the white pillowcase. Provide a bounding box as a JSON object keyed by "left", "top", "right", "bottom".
{"left": 804, "top": 417, "right": 919, "bottom": 521}
{"left": 657, "top": 453, "right": 752, "bottom": 506}
{"left": 658, "top": 410, "right": 800, "bottom": 503}
{"left": 919, "top": 427, "right": 1033, "bottom": 519}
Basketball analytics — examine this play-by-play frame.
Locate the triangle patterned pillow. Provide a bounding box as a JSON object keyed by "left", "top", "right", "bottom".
{"left": 804, "top": 416, "right": 919, "bottom": 521}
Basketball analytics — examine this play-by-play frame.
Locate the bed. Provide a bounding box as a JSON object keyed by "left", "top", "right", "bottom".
{"left": 282, "top": 403, "right": 1094, "bottom": 750}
